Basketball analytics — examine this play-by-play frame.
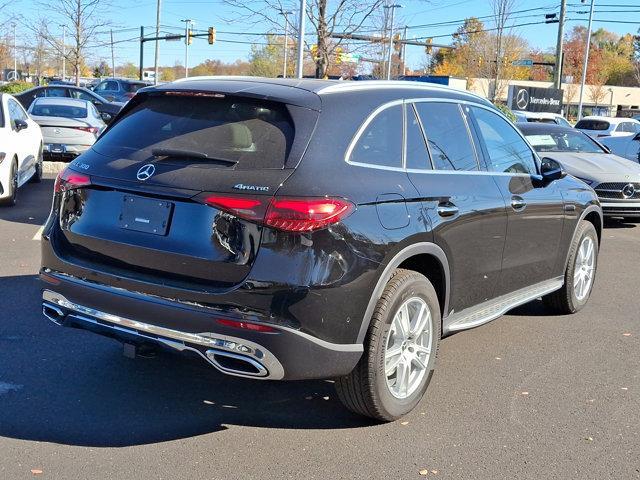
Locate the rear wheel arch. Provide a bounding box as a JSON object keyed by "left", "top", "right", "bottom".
{"left": 356, "top": 242, "right": 450, "bottom": 344}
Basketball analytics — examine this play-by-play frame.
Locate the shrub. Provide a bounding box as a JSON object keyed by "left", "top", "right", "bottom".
{"left": 0, "top": 81, "right": 33, "bottom": 94}
{"left": 494, "top": 102, "right": 517, "bottom": 123}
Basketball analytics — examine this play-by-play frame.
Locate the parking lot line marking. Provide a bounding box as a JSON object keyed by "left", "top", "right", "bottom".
{"left": 32, "top": 226, "right": 44, "bottom": 241}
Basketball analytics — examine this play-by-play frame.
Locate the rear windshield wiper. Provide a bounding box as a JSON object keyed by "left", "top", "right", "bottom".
{"left": 151, "top": 148, "right": 238, "bottom": 165}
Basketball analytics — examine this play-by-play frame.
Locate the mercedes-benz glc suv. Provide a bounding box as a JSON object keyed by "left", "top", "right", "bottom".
{"left": 40, "top": 78, "right": 603, "bottom": 421}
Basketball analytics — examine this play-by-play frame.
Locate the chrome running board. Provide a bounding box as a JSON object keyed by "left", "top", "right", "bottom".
{"left": 443, "top": 277, "right": 564, "bottom": 335}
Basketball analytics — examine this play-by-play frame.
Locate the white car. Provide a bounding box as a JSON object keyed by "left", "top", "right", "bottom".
{"left": 512, "top": 110, "right": 573, "bottom": 128}
{"left": 0, "top": 93, "right": 43, "bottom": 207}
{"left": 27, "top": 97, "right": 106, "bottom": 159}
{"left": 601, "top": 131, "right": 640, "bottom": 163}
{"left": 575, "top": 116, "right": 640, "bottom": 139}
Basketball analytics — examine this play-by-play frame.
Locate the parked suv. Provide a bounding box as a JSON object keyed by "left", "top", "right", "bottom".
{"left": 92, "top": 78, "right": 149, "bottom": 103}
{"left": 41, "top": 78, "right": 602, "bottom": 421}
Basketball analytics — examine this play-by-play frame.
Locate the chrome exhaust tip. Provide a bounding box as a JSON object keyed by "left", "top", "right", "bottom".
{"left": 42, "top": 302, "right": 64, "bottom": 326}
{"left": 205, "top": 349, "right": 269, "bottom": 377}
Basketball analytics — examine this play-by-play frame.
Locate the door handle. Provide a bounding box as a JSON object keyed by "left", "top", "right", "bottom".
{"left": 437, "top": 202, "right": 459, "bottom": 217}
{"left": 511, "top": 196, "right": 527, "bottom": 211}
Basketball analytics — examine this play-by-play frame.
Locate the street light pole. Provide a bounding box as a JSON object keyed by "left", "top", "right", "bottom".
{"left": 181, "top": 19, "right": 192, "bottom": 78}
{"left": 12, "top": 23, "right": 17, "bottom": 81}
{"left": 280, "top": 10, "right": 293, "bottom": 78}
{"left": 384, "top": 4, "right": 402, "bottom": 81}
{"left": 154, "top": 0, "right": 162, "bottom": 84}
{"left": 296, "top": 0, "right": 306, "bottom": 79}
{"left": 577, "top": 0, "right": 595, "bottom": 121}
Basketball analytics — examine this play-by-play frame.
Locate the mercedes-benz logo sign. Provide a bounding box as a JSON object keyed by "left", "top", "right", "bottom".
{"left": 136, "top": 164, "right": 156, "bottom": 181}
{"left": 622, "top": 183, "right": 636, "bottom": 198}
{"left": 516, "top": 88, "right": 529, "bottom": 110}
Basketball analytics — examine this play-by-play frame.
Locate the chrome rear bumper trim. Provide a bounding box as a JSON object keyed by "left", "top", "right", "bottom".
{"left": 42, "top": 290, "right": 284, "bottom": 379}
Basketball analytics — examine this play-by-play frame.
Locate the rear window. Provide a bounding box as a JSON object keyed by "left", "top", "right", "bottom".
{"left": 124, "top": 83, "right": 146, "bottom": 93}
{"left": 575, "top": 119, "right": 609, "bottom": 131}
{"left": 31, "top": 104, "right": 87, "bottom": 118}
{"left": 92, "top": 94, "right": 294, "bottom": 169}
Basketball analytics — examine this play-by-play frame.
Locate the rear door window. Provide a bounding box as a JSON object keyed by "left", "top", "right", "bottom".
{"left": 415, "top": 102, "right": 478, "bottom": 171}
{"left": 349, "top": 104, "right": 403, "bottom": 168}
{"left": 92, "top": 94, "right": 295, "bottom": 169}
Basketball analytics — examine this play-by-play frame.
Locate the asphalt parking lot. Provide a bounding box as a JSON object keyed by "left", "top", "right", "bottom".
{"left": 0, "top": 176, "right": 639, "bottom": 480}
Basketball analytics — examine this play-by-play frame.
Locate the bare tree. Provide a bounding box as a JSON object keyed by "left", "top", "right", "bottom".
{"left": 224, "top": 0, "right": 384, "bottom": 78}
{"left": 30, "top": 0, "right": 111, "bottom": 85}
{"left": 489, "top": 0, "right": 516, "bottom": 101}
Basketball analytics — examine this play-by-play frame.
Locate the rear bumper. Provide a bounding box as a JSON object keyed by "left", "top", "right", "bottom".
{"left": 40, "top": 272, "right": 363, "bottom": 380}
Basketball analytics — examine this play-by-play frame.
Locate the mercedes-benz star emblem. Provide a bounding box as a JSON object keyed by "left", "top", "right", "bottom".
{"left": 516, "top": 88, "right": 529, "bottom": 110}
{"left": 622, "top": 183, "right": 636, "bottom": 198}
{"left": 136, "top": 164, "right": 156, "bottom": 181}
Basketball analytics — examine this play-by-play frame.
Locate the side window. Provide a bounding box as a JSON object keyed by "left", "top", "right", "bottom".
{"left": 94, "top": 82, "right": 107, "bottom": 92}
{"left": 349, "top": 104, "right": 403, "bottom": 168}
{"left": 471, "top": 106, "right": 537, "bottom": 175}
{"left": 8, "top": 99, "right": 27, "bottom": 128}
{"left": 415, "top": 102, "right": 478, "bottom": 171}
{"left": 104, "top": 81, "right": 119, "bottom": 91}
{"left": 34, "top": 89, "right": 47, "bottom": 98}
{"left": 405, "top": 104, "right": 431, "bottom": 170}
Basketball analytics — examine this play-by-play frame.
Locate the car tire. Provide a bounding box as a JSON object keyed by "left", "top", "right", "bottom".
{"left": 0, "top": 159, "right": 18, "bottom": 207}
{"left": 30, "top": 146, "right": 43, "bottom": 183}
{"left": 543, "top": 220, "right": 598, "bottom": 314}
{"left": 335, "top": 269, "right": 441, "bottom": 422}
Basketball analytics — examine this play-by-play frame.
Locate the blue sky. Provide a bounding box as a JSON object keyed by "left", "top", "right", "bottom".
{"left": 10, "top": 0, "right": 640, "bottom": 71}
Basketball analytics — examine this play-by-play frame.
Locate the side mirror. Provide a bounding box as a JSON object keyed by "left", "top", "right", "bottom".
{"left": 540, "top": 157, "right": 566, "bottom": 182}
{"left": 14, "top": 119, "right": 28, "bottom": 132}
{"left": 100, "top": 112, "right": 112, "bottom": 122}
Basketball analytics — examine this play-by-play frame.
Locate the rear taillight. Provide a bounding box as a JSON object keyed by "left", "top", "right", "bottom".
{"left": 54, "top": 167, "right": 91, "bottom": 193}
{"left": 74, "top": 126, "right": 99, "bottom": 134}
{"left": 201, "top": 195, "right": 355, "bottom": 232}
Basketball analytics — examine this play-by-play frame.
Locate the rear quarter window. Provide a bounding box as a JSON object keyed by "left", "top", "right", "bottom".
{"left": 575, "top": 120, "right": 610, "bottom": 131}
{"left": 92, "top": 94, "right": 295, "bottom": 169}
{"left": 348, "top": 104, "right": 403, "bottom": 168}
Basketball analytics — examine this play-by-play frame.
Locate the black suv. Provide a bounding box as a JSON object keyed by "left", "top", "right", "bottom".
{"left": 40, "top": 78, "right": 602, "bottom": 421}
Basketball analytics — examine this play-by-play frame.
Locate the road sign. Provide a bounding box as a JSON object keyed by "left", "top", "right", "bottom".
{"left": 512, "top": 59, "right": 534, "bottom": 67}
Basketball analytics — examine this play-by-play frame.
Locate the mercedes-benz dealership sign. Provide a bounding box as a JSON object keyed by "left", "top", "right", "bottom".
{"left": 507, "top": 85, "right": 563, "bottom": 114}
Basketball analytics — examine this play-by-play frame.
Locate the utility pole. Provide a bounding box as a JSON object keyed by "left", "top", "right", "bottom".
{"left": 139, "top": 26, "right": 144, "bottom": 81}
{"left": 553, "top": 0, "right": 567, "bottom": 89}
{"left": 280, "top": 10, "right": 293, "bottom": 78}
{"left": 60, "top": 25, "right": 66, "bottom": 81}
{"left": 154, "top": 0, "right": 162, "bottom": 85}
{"left": 110, "top": 29, "right": 116, "bottom": 78}
{"left": 384, "top": 4, "right": 402, "bottom": 80}
{"left": 12, "top": 23, "right": 17, "bottom": 81}
{"left": 399, "top": 25, "right": 408, "bottom": 75}
{"left": 181, "top": 19, "right": 192, "bottom": 78}
{"left": 296, "top": 0, "right": 306, "bottom": 78}
{"left": 577, "top": 0, "right": 595, "bottom": 121}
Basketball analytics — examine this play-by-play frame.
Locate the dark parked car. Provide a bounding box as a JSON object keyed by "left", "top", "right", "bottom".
{"left": 40, "top": 78, "right": 602, "bottom": 421}
{"left": 92, "top": 78, "right": 149, "bottom": 103}
{"left": 15, "top": 85, "right": 124, "bottom": 124}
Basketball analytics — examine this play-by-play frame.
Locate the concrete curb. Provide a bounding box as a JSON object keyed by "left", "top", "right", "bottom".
{"left": 43, "top": 162, "right": 68, "bottom": 174}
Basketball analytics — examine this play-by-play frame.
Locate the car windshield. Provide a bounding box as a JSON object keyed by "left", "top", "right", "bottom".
{"left": 524, "top": 130, "right": 606, "bottom": 154}
{"left": 124, "top": 83, "right": 146, "bottom": 93}
{"left": 92, "top": 93, "right": 294, "bottom": 169}
{"left": 31, "top": 104, "right": 87, "bottom": 118}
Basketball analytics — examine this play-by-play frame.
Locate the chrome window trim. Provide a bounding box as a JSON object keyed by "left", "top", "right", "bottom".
{"left": 344, "top": 96, "right": 541, "bottom": 178}
{"left": 406, "top": 101, "right": 434, "bottom": 170}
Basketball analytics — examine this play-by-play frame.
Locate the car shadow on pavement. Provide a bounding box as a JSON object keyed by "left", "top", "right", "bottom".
{"left": 0, "top": 177, "right": 54, "bottom": 226}
{"left": 603, "top": 218, "right": 637, "bottom": 229}
{"left": 0, "top": 274, "right": 372, "bottom": 448}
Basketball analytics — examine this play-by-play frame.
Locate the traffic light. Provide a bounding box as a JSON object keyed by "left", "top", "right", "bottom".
{"left": 208, "top": 27, "right": 216, "bottom": 45}
{"left": 425, "top": 38, "right": 433, "bottom": 55}
{"left": 187, "top": 29, "right": 193, "bottom": 45}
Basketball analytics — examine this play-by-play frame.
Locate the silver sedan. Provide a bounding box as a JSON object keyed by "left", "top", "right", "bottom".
{"left": 27, "top": 97, "right": 106, "bottom": 160}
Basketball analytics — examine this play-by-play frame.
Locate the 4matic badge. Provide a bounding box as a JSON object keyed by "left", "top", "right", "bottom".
{"left": 233, "top": 183, "right": 270, "bottom": 192}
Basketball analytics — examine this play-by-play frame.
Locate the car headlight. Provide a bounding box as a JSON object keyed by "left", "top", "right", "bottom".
{"left": 576, "top": 177, "right": 594, "bottom": 186}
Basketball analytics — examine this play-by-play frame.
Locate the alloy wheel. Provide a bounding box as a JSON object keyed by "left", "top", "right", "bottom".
{"left": 573, "top": 236, "right": 595, "bottom": 301}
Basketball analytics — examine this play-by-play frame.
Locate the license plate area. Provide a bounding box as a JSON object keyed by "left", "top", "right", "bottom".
{"left": 119, "top": 195, "right": 173, "bottom": 235}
